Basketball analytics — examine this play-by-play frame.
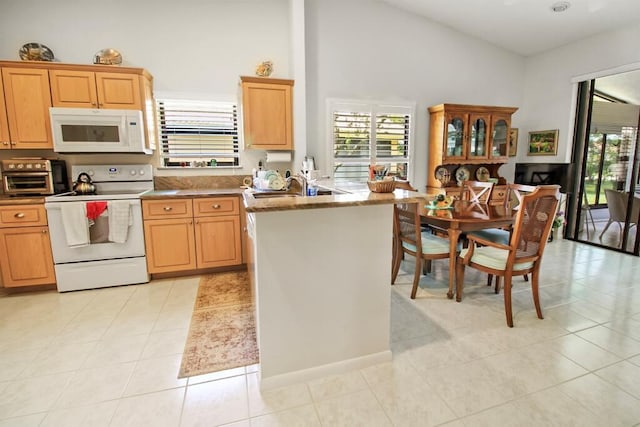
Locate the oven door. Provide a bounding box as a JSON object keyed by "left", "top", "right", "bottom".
{"left": 3, "top": 172, "right": 54, "bottom": 195}
{"left": 44, "top": 199, "right": 145, "bottom": 263}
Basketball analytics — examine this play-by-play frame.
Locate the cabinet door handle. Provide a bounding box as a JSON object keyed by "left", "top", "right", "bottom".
{"left": 163, "top": 206, "right": 172, "bottom": 211}
{"left": 212, "top": 204, "right": 221, "bottom": 209}
{"left": 42, "top": 229, "right": 47, "bottom": 234}
{"left": 14, "top": 212, "right": 25, "bottom": 218}
{"left": 2, "top": 141, "right": 8, "bottom": 146}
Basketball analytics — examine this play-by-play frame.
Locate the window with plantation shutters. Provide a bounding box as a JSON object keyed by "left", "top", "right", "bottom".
{"left": 156, "top": 99, "right": 239, "bottom": 167}
{"left": 329, "top": 100, "right": 414, "bottom": 183}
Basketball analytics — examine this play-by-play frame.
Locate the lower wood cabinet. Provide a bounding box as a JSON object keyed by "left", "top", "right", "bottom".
{"left": 0, "top": 204, "right": 56, "bottom": 287}
{"left": 143, "top": 218, "right": 197, "bottom": 274}
{"left": 142, "top": 196, "right": 242, "bottom": 274}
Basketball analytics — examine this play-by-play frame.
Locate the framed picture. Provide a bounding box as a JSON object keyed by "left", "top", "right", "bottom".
{"left": 528, "top": 129, "right": 559, "bottom": 156}
{"left": 508, "top": 128, "right": 518, "bottom": 157}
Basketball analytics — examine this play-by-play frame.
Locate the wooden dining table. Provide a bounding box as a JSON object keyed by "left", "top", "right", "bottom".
{"left": 419, "top": 200, "right": 516, "bottom": 300}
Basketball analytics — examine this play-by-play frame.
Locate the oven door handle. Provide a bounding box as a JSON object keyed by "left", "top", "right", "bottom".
{"left": 45, "top": 199, "right": 140, "bottom": 210}
{"left": 3, "top": 172, "right": 50, "bottom": 177}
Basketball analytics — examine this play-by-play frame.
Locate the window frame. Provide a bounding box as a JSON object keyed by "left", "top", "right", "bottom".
{"left": 326, "top": 98, "right": 415, "bottom": 183}
{"left": 155, "top": 95, "right": 241, "bottom": 169}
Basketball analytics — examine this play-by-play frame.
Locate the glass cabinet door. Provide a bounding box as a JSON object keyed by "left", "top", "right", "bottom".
{"left": 491, "top": 117, "right": 509, "bottom": 158}
{"left": 469, "top": 114, "right": 488, "bottom": 158}
{"left": 444, "top": 113, "right": 466, "bottom": 159}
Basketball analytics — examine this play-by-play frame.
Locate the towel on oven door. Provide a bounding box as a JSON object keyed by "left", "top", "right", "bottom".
{"left": 86, "top": 201, "right": 108, "bottom": 222}
{"left": 108, "top": 200, "right": 133, "bottom": 243}
{"left": 60, "top": 202, "right": 90, "bottom": 247}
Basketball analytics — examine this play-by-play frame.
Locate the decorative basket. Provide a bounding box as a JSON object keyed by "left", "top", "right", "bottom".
{"left": 367, "top": 180, "right": 397, "bottom": 193}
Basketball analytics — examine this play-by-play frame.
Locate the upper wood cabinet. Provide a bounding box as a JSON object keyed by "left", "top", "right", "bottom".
{"left": 240, "top": 76, "right": 293, "bottom": 150}
{"left": 0, "top": 76, "right": 10, "bottom": 149}
{"left": 1, "top": 67, "right": 53, "bottom": 149}
{"left": 427, "top": 104, "right": 518, "bottom": 191}
{"left": 428, "top": 104, "right": 517, "bottom": 165}
{"left": 50, "top": 70, "right": 143, "bottom": 109}
{"left": 0, "top": 60, "right": 156, "bottom": 150}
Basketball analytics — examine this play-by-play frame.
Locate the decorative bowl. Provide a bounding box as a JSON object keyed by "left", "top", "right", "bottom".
{"left": 93, "top": 48, "right": 122, "bottom": 65}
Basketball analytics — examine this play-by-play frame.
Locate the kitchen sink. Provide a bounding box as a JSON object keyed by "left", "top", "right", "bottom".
{"left": 251, "top": 192, "right": 301, "bottom": 199}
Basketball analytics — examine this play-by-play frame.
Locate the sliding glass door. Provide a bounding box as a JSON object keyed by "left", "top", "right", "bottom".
{"left": 567, "top": 72, "right": 640, "bottom": 255}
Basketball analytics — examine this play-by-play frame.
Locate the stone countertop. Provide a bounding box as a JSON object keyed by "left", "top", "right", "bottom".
{"left": 140, "top": 188, "right": 246, "bottom": 199}
{"left": 243, "top": 179, "right": 435, "bottom": 213}
{"left": 243, "top": 190, "right": 430, "bottom": 213}
{"left": 0, "top": 195, "right": 47, "bottom": 206}
{"left": 140, "top": 180, "right": 438, "bottom": 212}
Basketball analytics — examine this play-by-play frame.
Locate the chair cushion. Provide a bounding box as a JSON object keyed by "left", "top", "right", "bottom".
{"left": 467, "top": 228, "right": 510, "bottom": 245}
{"left": 459, "top": 246, "right": 534, "bottom": 271}
{"left": 402, "top": 232, "right": 458, "bottom": 255}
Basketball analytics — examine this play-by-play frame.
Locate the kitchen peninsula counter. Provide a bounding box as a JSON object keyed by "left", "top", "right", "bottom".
{"left": 245, "top": 186, "right": 429, "bottom": 389}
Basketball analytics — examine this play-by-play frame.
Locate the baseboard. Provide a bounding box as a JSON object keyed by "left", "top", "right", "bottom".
{"left": 258, "top": 350, "right": 392, "bottom": 391}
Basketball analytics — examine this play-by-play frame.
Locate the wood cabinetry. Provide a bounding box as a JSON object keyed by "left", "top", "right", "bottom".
{"left": 143, "top": 199, "right": 196, "bottom": 274}
{"left": 0, "top": 204, "right": 56, "bottom": 287}
{"left": 240, "top": 76, "right": 293, "bottom": 150}
{"left": 50, "top": 70, "right": 143, "bottom": 109}
{"left": 427, "top": 104, "right": 518, "bottom": 199}
{"left": 142, "top": 196, "right": 242, "bottom": 274}
{"left": 0, "top": 60, "right": 156, "bottom": 151}
{"left": 1, "top": 67, "right": 53, "bottom": 149}
{"left": 193, "top": 197, "right": 242, "bottom": 269}
{"left": 0, "top": 76, "right": 10, "bottom": 148}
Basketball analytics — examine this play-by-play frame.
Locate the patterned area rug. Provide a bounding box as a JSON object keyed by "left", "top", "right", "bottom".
{"left": 178, "top": 271, "right": 259, "bottom": 378}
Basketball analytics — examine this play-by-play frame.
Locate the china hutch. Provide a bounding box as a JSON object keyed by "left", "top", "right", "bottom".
{"left": 427, "top": 103, "right": 518, "bottom": 205}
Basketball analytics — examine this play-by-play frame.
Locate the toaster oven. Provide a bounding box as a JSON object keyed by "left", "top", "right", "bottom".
{"left": 1, "top": 158, "right": 69, "bottom": 196}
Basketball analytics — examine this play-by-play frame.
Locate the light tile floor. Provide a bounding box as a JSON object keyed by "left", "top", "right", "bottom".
{"left": 0, "top": 239, "right": 639, "bottom": 426}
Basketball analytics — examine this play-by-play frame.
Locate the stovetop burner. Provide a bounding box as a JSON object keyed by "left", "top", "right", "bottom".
{"left": 45, "top": 164, "right": 154, "bottom": 203}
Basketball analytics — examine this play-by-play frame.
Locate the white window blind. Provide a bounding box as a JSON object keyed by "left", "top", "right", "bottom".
{"left": 156, "top": 99, "right": 239, "bottom": 167}
{"left": 329, "top": 101, "right": 413, "bottom": 183}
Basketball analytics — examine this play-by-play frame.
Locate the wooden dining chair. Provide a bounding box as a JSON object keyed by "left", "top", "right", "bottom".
{"left": 461, "top": 180, "right": 494, "bottom": 203}
{"left": 467, "top": 183, "right": 537, "bottom": 291}
{"left": 455, "top": 185, "right": 560, "bottom": 327}
{"left": 392, "top": 202, "right": 453, "bottom": 299}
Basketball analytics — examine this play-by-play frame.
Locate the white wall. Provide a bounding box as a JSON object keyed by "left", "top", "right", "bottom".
{"left": 304, "top": 0, "right": 525, "bottom": 189}
{"left": 0, "top": 0, "right": 292, "bottom": 175}
{"left": 0, "top": 0, "right": 291, "bottom": 94}
{"left": 519, "top": 23, "right": 640, "bottom": 166}
{"left": 10, "top": 1, "right": 636, "bottom": 189}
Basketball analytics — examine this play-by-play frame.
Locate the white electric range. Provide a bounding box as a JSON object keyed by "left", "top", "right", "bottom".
{"left": 45, "top": 164, "right": 153, "bottom": 292}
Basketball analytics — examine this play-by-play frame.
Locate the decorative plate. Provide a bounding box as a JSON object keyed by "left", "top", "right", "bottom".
{"left": 455, "top": 166, "right": 470, "bottom": 183}
{"left": 475, "top": 166, "right": 490, "bottom": 182}
{"left": 19, "top": 43, "right": 54, "bottom": 61}
{"left": 434, "top": 166, "right": 450, "bottom": 181}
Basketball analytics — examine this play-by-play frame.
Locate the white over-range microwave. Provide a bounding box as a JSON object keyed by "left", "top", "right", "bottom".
{"left": 50, "top": 107, "right": 152, "bottom": 154}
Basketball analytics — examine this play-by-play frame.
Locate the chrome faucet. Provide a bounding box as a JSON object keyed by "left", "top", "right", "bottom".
{"left": 286, "top": 174, "right": 308, "bottom": 196}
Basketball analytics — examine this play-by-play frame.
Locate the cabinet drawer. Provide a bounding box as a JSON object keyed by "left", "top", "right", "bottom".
{"left": 0, "top": 205, "right": 47, "bottom": 227}
{"left": 193, "top": 197, "right": 239, "bottom": 217}
{"left": 142, "top": 199, "right": 192, "bottom": 220}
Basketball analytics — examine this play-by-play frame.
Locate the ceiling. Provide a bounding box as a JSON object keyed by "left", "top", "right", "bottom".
{"left": 380, "top": 0, "right": 640, "bottom": 57}
{"left": 381, "top": 0, "right": 640, "bottom": 105}
{"left": 596, "top": 70, "right": 640, "bottom": 105}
